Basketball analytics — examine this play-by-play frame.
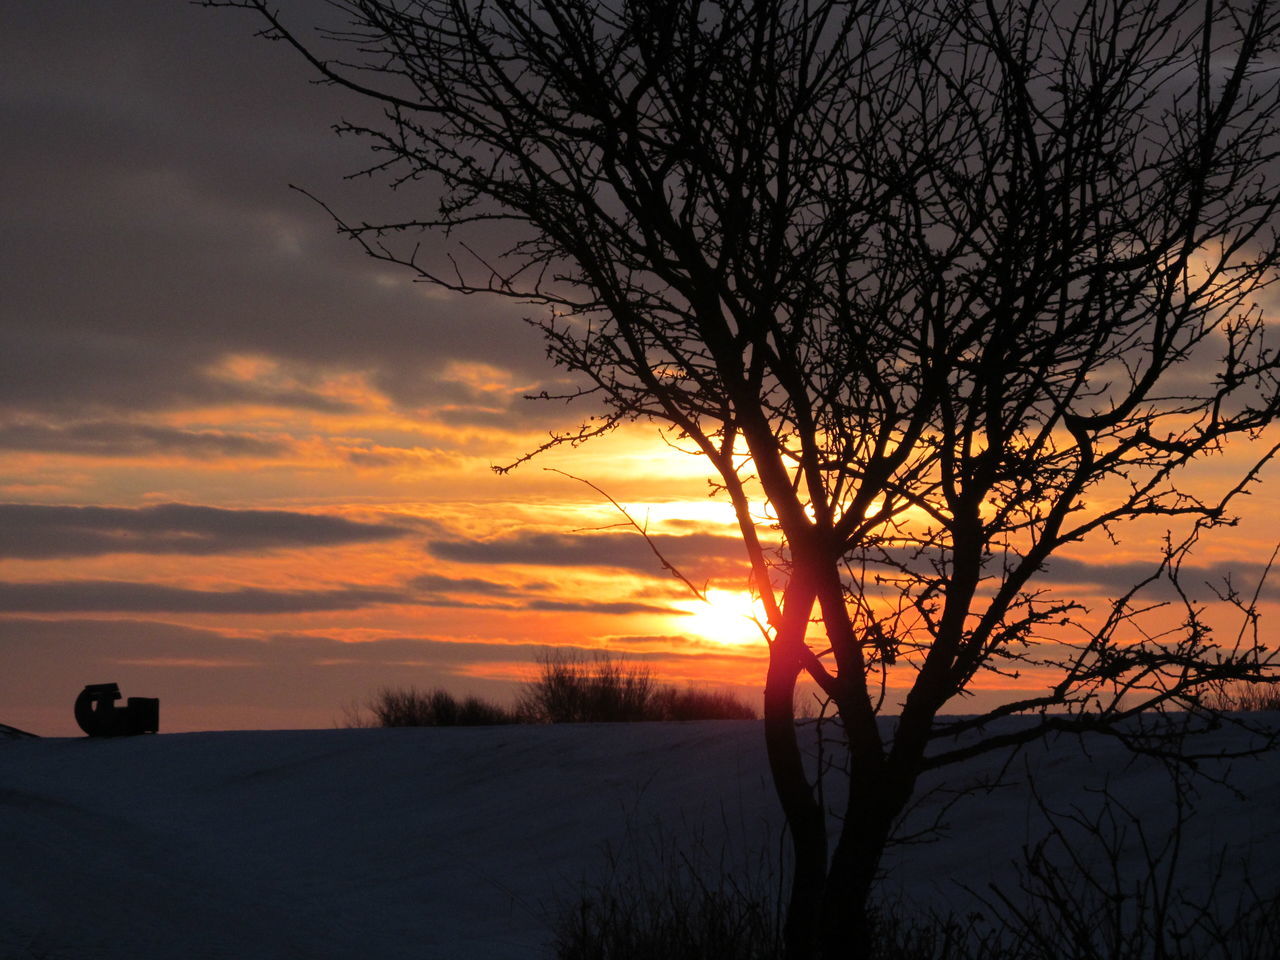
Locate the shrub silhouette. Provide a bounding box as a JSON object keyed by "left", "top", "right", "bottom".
{"left": 651, "top": 686, "right": 757, "bottom": 722}
{"left": 518, "top": 650, "right": 757, "bottom": 723}
{"left": 363, "top": 687, "right": 515, "bottom": 727}
{"left": 352, "top": 652, "right": 757, "bottom": 727}
{"left": 518, "top": 650, "right": 657, "bottom": 723}
{"left": 1208, "top": 679, "right": 1280, "bottom": 712}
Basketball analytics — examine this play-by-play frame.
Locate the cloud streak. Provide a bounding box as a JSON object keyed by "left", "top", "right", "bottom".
{"left": 0, "top": 420, "right": 292, "bottom": 458}
{"left": 0, "top": 573, "right": 682, "bottom": 617}
{"left": 1038, "top": 555, "right": 1280, "bottom": 601}
{"left": 1, "top": 618, "right": 756, "bottom": 672}
{"left": 527, "top": 599, "right": 686, "bottom": 616}
{"left": 0, "top": 503, "right": 412, "bottom": 559}
{"left": 0, "top": 581, "right": 406, "bottom": 614}
{"left": 406, "top": 573, "right": 546, "bottom": 597}
{"left": 428, "top": 530, "right": 748, "bottom": 578}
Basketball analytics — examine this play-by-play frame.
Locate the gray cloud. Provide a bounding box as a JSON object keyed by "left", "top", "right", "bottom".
{"left": 403, "top": 572, "right": 543, "bottom": 610}
{"left": 1037, "top": 555, "right": 1280, "bottom": 601}
{"left": 527, "top": 599, "right": 686, "bottom": 616}
{"left": 0, "top": 420, "right": 292, "bottom": 458}
{"left": 0, "top": 503, "right": 411, "bottom": 559}
{"left": 404, "top": 574, "right": 678, "bottom": 614}
{"left": 0, "top": 618, "right": 754, "bottom": 674}
{"left": 1037, "top": 556, "right": 1170, "bottom": 587}
{"left": 0, "top": 581, "right": 405, "bottom": 614}
{"left": 407, "top": 573, "right": 551, "bottom": 597}
{"left": 0, "top": 566, "right": 680, "bottom": 616}
{"left": 428, "top": 531, "right": 747, "bottom": 578}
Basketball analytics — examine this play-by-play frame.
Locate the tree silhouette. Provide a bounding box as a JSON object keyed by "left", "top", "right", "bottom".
{"left": 213, "top": 1, "right": 1280, "bottom": 956}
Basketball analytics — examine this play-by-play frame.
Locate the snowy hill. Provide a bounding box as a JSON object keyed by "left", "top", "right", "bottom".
{"left": 1, "top": 720, "right": 1277, "bottom": 959}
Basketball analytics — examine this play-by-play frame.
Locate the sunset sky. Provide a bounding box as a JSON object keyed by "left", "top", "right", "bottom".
{"left": 3, "top": 1, "right": 1278, "bottom": 736}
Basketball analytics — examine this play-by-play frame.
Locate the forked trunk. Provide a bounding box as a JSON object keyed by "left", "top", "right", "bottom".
{"left": 771, "top": 690, "right": 914, "bottom": 960}
{"left": 763, "top": 644, "right": 827, "bottom": 960}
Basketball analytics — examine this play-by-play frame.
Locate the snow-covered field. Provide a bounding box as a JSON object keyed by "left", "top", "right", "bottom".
{"left": 2, "top": 719, "right": 1277, "bottom": 959}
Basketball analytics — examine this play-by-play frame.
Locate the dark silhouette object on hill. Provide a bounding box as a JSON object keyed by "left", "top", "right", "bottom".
{"left": 74, "top": 683, "right": 159, "bottom": 737}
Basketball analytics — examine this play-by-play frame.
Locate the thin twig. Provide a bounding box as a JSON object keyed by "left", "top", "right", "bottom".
{"left": 546, "top": 467, "right": 709, "bottom": 602}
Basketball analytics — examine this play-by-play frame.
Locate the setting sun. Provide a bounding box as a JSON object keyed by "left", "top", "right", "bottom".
{"left": 677, "top": 588, "right": 768, "bottom": 646}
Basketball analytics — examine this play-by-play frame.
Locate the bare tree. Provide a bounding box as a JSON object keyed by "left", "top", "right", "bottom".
{"left": 211, "top": 0, "right": 1280, "bottom": 956}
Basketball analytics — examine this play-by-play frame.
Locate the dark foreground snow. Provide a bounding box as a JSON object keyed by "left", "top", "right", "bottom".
{"left": 1, "top": 719, "right": 1277, "bottom": 959}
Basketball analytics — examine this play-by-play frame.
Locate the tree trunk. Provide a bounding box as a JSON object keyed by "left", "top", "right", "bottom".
{"left": 818, "top": 788, "right": 901, "bottom": 959}
{"left": 764, "top": 610, "right": 827, "bottom": 960}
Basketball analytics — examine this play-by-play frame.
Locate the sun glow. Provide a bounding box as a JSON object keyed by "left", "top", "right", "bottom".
{"left": 677, "top": 588, "right": 768, "bottom": 646}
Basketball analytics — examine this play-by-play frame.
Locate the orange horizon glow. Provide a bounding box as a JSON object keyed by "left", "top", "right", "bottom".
{"left": 4, "top": 324, "right": 1280, "bottom": 738}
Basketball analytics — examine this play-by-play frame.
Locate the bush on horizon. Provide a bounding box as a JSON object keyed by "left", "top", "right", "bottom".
{"left": 349, "top": 651, "right": 758, "bottom": 727}
{"left": 353, "top": 687, "right": 517, "bottom": 727}
{"left": 1208, "top": 679, "right": 1280, "bottom": 713}
{"left": 518, "top": 650, "right": 658, "bottom": 723}
{"left": 517, "top": 650, "right": 757, "bottom": 723}
{"left": 650, "top": 685, "right": 758, "bottom": 722}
